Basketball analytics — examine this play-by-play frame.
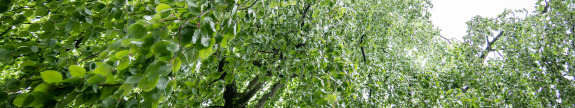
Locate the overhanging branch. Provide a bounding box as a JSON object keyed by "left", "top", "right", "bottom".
{"left": 541, "top": 0, "right": 551, "bottom": 13}
{"left": 239, "top": 0, "right": 259, "bottom": 10}
{"left": 438, "top": 35, "right": 451, "bottom": 44}
{"left": 255, "top": 82, "right": 284, "bottom": 108}
{"left": 479, "top": 31, "right": 505, "bottom": 60}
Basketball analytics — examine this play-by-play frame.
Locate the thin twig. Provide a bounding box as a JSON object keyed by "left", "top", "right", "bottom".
{"left": 239, "top": 0, "right": 259, "bottom": 10}
{"left": 437, "top": 35, "right": 451, "bottom": 44}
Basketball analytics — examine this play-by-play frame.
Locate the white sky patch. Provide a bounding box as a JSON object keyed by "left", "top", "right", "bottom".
{"left": 430, "top": 0, "right": 538, "bottom": 40}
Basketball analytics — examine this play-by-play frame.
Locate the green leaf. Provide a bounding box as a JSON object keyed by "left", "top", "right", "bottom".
{"left": 87, "top": 74, "right": 105, "bottom": 84}
{"left": 117, "top": 60, "right": 130, "bottom": 71}
{"left": 152, "top": 41, "right": 176, "bottom": 61}
{"left": 115, "top": 50, "right": 130, "bottom": 58}
{"left": 156, "top": 3, "right": 171, "bottom": 12}
{"left": 13, "top": 93, "right": 34, "bottom": 107}
{"left": 5, "top": 78, "right": 21, "bottom": 91}
{"left": 198, "top": 46, "right": 212, "bottom": 59}
{"left": 0, "top": 48, "right": 13, "bottom": 62}
{"left": 199, "top": 33, "right": 210, "bottom": 48}
{"left": 85, "top": 16, "right": 93, "bottom": 23}
{"left": 224, "top": 73, "right": 234, "bottom": 84}
{"left": 137, "top": 76, "right": 159, "bottom": 92}
{"left": 28, "top": 92, "right": 47, "bottom": 107}
{"left": 94, "top": 63, "right": 112, "bottom": 76}
{"left": 24, "top": 9, "right": 34, "bottom": 17}
{"left": 41, "top": 70, "right": 63, "bottom": 83}
{"left": 167, "top": 41, "right": 179, "bottom": 53}
{"left": 128, "top": 23, "right": 146, "bottom": 38}
{"left": 117, "top": 84, "right": 134, "bottom": 96}
{"left": 84, "top": 8, "right": 93, "bottom": 15}
{"left": 28, "top": 23, "right": 41, "bottom": 32}
{"left": 145, "top": 61, "right": 172, "bottom": 80}
{"left": 172, "top": 58, "right": 181, "bottom": 73}
{"left": 326, "top": 94, "right": 337, "bottom": 102}
{"left": 99, "top": 86, "right": 119, "bottom": 99}
{"left": 156, "top": 77, "right": 169, "bottom": 90}
{"left": 65, "top": 22, "right": 74, "bottom": 31}
{"left": 221, "top": 28, "right": 236, "bottom": 48}
{"left": 69, "top": 65, "right": 86, "bottom": 78}
{"left": 189, "top": 6, "right": 201, "bottom": 16}
{"left": 114, "top": 0, "right": 126, "bottom": 7}
{"left": 33, "top": 83, "right": 54, "bottom": 93}
{"left": 125, "top": 76, "right": 142, "bottom": 84}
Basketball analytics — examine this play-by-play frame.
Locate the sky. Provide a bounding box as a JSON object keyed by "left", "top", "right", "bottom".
{"left": 429, "top": 0, "right": 538, "bottom": 40}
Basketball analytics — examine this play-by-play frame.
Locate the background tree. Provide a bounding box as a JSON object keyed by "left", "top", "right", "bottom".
{"left": 0, "top": 0, "right": 573, "bottom": 107}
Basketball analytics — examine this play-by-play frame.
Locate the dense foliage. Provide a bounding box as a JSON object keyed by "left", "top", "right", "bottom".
{"left": 0, "top": 0, "right": 573, "bottom": 107}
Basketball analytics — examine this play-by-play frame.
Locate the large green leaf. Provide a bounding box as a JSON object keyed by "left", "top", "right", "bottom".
{"left": 114, "top": 0, "right": 126, "bottom": 7}
{"left": 12, "top": 93, "right": 34, "bottom": 107}
{"left": 28, "top": 23, "right": 41, "bottom": 32}
{"left": 179, "top": 25, "right": 197, "bottom": 45}
{"left": 117, "top": 60, "right": 130, "bottom": 71}
{"left": 114, "top": 50, "right": 130, "bottom": 58}
{"left": 145, "top": 61, "right": 172, "bottom": 80}
{"left": 137, "top": 76, "right": 159, "bottom": 92}
{"left": 156, "top": 3, "right": 171, "bottom": 12}
{"left": 152, "top": 41, "right": 177, "bottom": 61}
{"left": 198, "top": 46, "right": 212, "bottom": 59}
{"left": 156, "top": 77, "right": 169, "bottom": 90}
{"left": 0, "top": 48, "right": 13, "bottom": 62}
{"left": 128, "top": 23, "right": 146, "bottom": 39}
{"left": 87, "top": 74, "right": 105, "bottom": 84}
{"left": 69, "top": 65, "right": 86, "bottom": 78}
{"left": 33, "top": 83, "right": 54, "bottom": 93}
{"left": 41, "top": 70, "right": 63, "bottom": 83}
{"left": 94, "top": 63, "right": 112, "bottom": 76}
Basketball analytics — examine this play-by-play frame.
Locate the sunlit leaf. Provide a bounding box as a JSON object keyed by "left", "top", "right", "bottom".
{"left": 41, "top": 70, "right": 63, "bottom": 83}
{"left": 69, "top": 65, "right": 86, "bottom": 78}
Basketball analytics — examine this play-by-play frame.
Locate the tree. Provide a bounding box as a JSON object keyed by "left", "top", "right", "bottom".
{"left": 0, "top": 0, "right": 573, "bottom": 107}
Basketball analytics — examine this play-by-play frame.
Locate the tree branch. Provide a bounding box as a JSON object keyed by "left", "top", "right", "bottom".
{"left": 300, "top": 3, "right": 312, "bottom": 28}
{"left": 255, "top": 82, "right": 284, "bottom": 108}
{"left": 237, "top": 78, "right": 264, "bottom": 106}
{"left": 360, "top": 34, "right": 367, "bottom": 63}
{"left": 223, "top": 82, "right": 238, "bottom": 107}
{"left": 479, "top": 31, "right": 505, "bottom": 60}
{"left": 437, "top": 35, "right": 451, "bottom": 44}
{"left": 0, "top": 27, "right": 12, "bottom": 37}
{"left": 541, "top": 0, "right": 551, "bottom": 13}
{"left": 239, "top": 0, "right": 259, "bottom": 10}
{"left": 77, "top": 53, "right": 100, "bottom": 65}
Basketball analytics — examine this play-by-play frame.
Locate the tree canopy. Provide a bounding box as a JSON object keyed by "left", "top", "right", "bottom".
{"left": 0, "top": 0, "right": 574, "bottom": 107}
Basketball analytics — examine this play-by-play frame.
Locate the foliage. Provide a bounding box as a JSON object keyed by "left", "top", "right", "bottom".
{"left": 0, "top": 0, "right": 573, "bottom": 107}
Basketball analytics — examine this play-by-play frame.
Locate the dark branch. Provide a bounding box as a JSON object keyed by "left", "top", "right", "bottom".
{"left": 77, "top": 53, "right": 100, "bottom": 65}
{"left": 98, "top": 84, "right": 122, "bottom": 86}
{"left": 252, "top": 60, "right": 263, "bottom": 67}
{"left": 541, "top": 0, "right": 551, "bottom": 13}
{"left": 0, "top": 27, "right": 12, "bottom": 37}
{"left": 360, "top": 34, "right": 367, "bottom": 63}
{"left": 245, "top": 76, "right": 260, "bottom": 91}
{"left": 300, "top": 3, "right": 312, "bottom": 28}
{"left": 223, "top": 82, "right": 238, "bottom": 107}
{"left": 210, "top": 58, "right": 229, "bottom": 84}
{"left": 74, "top": 36, "right": 85, "bottom": 48}
{"left": 239, "top": 0, "right": 259, "bottom": 10}
{"left": 255, "top": 82, "right": 284, "bottom": 108}
{"left": 360, "top": 34, "right": 372, "bottom": 103}
{"left": 237, "top": 78, "right": 263, "bottom": 106}
{"left": 437, "top": 35, "right": 452, "bottom": 44}
{"left": 479, "top": 31, "right": 505, "bottom": 60}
